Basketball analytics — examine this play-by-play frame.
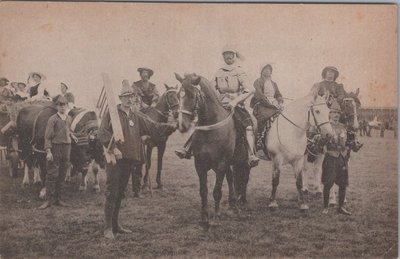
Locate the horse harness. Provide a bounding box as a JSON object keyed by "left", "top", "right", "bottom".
{"left": 178, "top": 85, "right": 235, "bottom": 131}
{"left": 154, "top": 89, "right": 179, "bottom": 119}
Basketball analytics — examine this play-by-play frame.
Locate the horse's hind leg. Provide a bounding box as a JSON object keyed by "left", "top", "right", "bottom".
{"left": 225, "top": 166, "right": 237, "bottom": 209}
{"left": 156, "top": 142, "right": 166, "bottom": 189}
{"left": 295, "top": 157, "right": 309, "bottom": 210}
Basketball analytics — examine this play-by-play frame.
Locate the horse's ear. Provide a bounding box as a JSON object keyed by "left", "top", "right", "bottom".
{"left": 174, "top": 84, "right": 179, "bottom": 89}
{"left": 355, "top": 88, "right": 360, "bottom": 96}
{"left": 164, "top": 84, "right": 171, "bottom": 90}
{"left": 175, "top": 73, "right": 184, "bottom": 83}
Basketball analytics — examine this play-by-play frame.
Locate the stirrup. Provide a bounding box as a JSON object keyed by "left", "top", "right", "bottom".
{"left": 174, "top": 149, "right": 192, "bottom": 159}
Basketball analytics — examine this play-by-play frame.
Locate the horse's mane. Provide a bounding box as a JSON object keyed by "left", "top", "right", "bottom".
{"left": 198, "top": 76, "right": 228, "bottom": 115}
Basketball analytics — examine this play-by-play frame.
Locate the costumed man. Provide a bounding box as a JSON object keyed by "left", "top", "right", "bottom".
{"left": 39, "top": 96, "right": 78, "bottom": 209}
{"left": 27, "top": 72, "right": 50, "bottom": 101}
{"left": 175, "top": 45, "right": 259, "bottom": 167}
{"left": 321, "top": 103, "right": 352, "bottom": 216}
{"left": 132, "top": 67, "right": 160, "bottom": 109}
{"left": 60, "top": 82, "right": 75, "bottom": 110}
{"left": 251, "top": 64, "right": 283, "bottom": 159}
{"left": 98, "top": 84, "right": 175, "bottom": 239}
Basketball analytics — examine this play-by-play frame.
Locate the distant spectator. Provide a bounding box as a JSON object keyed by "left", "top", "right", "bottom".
{"left": 60, "top": 82, "right": 75, "bottom": 109}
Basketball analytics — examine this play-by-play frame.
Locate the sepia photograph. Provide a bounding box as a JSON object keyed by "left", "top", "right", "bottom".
{"left": 0, "top": 2, "right": 398, "bottom": 258}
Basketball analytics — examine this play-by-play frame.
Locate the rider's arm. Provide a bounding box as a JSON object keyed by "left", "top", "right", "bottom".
{"left": 273, "top": 82, "right": 284, "bottom": 104}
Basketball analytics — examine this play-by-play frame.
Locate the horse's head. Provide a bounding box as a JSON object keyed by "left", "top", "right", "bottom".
{"left": 310, "top": 93, "right": 334, "bottom": 137}
{"left": 175, "top": 73, "right": 202, "bottom": 133}
{"left": 341, "top": 88, "right": 361, "bottom": 130}
{"left": 160, "top": 84, "right": 179, "bottom": 119}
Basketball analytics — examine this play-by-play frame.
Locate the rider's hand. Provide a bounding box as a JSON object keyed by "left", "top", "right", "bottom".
{"left": 46, "top": 150, "right": 53, "bottom": 161}
{"left": 71, "top": 134, "right": 78, "bottom": 143}
{"left": 113, "top": 148, "right": 123, "bottom": 160}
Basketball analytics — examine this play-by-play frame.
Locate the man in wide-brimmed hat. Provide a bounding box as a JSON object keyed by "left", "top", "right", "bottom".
{"left": 311, "top": 66, "right": 347, "bottom": 108}
{"left": 175, "top": 45, "right": 260, "bottom": 168}
{"left": 98, "top": 83, "right": 175, "bottom": 239}
{"left": 132, "top": 67, "right": 159, "bottom": 109}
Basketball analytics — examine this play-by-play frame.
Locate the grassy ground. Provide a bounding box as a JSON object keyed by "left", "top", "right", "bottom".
{"left": 0, "top": 130, "right": 397, "bottom": 258}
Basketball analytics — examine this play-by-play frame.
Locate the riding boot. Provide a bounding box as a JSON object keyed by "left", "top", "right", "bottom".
{"left": 104, "top": 198, "right": 115, "bottom": 239}
{"left": 112, "top": 198, "right": 132, "bottom": 234}
{"left": 175, "top": 134, "right": 193, "bottom": 159}
{"left": 246, "top": 127, "right": 259, "bottom": 168}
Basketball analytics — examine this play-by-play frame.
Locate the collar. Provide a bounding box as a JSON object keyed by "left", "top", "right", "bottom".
{"left": 117, "top": 103, "right": 132, "bottom": 115}
{"left": 221, "top": 63, "right": 239, "bottom": 72}
{"left": 57, "top": 112, "right": 67, "bottom": 121}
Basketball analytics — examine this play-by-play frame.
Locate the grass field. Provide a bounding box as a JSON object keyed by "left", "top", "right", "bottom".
{"left": 0, "top": 129, "right": 397, "bottom": 258}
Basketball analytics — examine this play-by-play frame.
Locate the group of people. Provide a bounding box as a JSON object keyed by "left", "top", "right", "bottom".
{"left": 1, "top": 46, "right": 360, "bottom": 239}
{"left": 0, "top": 72, "right": 75, "bottom": 109}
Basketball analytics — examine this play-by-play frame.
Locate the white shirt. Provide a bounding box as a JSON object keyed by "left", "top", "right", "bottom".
{"left": 263, "top": 78, "right": 277, "bottom": 105}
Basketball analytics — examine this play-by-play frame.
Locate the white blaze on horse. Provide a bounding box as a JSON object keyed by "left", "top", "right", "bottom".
{"left": 266, "top": 88, "right": 333, "bottom": 210}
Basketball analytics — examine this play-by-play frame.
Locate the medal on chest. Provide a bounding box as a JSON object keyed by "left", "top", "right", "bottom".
{"left": 129, "top": 120, "right": 134, "bottom": 127}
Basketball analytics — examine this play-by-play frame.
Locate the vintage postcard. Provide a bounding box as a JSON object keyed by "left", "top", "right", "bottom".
{"left": 0, "top": 2, "right": 397, "bottom": 258}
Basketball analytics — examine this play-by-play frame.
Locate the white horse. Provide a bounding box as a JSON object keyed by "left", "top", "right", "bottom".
{"left": 267, "top": 90, "right": 333, "bottom": 210}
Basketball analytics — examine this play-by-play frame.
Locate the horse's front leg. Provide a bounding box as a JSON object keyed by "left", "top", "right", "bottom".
{"left": 141, "top": 145, "right": 152, "bottom": 191}
{"left": 195, "top": 163, "right": 209, "bottom": 229}
{"left": 212, "top": 168, "right": 225, "bottom": 225}
{"left": 156, "top": 142, "right": 166, "bottom": 189}
{"left": 91, "top": 161, "right": 101, "bottom": 192}
{"left": 269, "top": 156, "right": 281, "bottom": 209}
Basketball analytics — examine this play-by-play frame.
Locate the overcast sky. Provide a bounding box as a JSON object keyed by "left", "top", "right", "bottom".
{"left": 0, "top": 2, "right": 397, "bottom": 109}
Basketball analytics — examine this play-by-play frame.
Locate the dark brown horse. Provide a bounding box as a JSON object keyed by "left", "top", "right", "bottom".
{"left": 175, "top": 73, "right": 250, "bottom": 228}
{"left": 139, "top": 84, "right": 179, "bottom": 190}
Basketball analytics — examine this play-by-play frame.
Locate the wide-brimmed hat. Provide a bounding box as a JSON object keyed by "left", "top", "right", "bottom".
{"left": 28, "top": 72, "right": 46, "bottom": 81}
{"left": 137, "top": 67, "right": 154, "bottom": 77}
{"left": 119, "top": 83, "right": 135, "bottom": 97}
{"left": 60, "top": 82, "right": 69, "bottom": 89}
{"left": 56, "top": 95, "right": 68, "bottom": 105}
{"left": 321, "top": 66, "right": 339, "bottom": 81}
{"left": 10, "top": 82, "right": 19, "bottom": 88}
{"left": 222, "top": 45, "right": 245, "bottom": 61}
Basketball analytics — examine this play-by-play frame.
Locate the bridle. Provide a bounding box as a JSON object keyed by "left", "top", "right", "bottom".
{"left": 178, "top": 85, "right": 234, "bottom": 131}
{"left": 279, "top": 102, "right": 330, "bottom": 133}
{"left": 155, "top": 89, "right": 179, "bottom": 118}
{"left": 178, "top": 85, "right": 203, "bottom": 120}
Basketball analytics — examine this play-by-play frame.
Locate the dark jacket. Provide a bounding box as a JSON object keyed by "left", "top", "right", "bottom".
{"left": 250, "top": 77, "right": 283, "bottom": 109}
{"left": 132, "top": 80, "right": 159, "bottom": 106}
{"left": 313, "top": 80, "right": 347, "bottom": 106}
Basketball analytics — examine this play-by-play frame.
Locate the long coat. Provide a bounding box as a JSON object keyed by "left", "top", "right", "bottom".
{"left": 251, "top": 77, "right": 283, "bottom": 120}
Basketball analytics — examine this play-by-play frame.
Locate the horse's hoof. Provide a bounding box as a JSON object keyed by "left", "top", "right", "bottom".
{"left": 79, "top": 186, "right": 87, "bottom": 191}
{"left": 269, "top": 200, "right": 279, "bottom": 209}
{"left": 93, "top": 185, "right": 101, "bottom": 193}
{"left": 199, "top": 221, "right": 210, "bottom": 230}
{"left": 39, "top": 188, "right": 47, "bottom": 199}
{"left": 300, "top": 204, "right": 309, "bottom": 210}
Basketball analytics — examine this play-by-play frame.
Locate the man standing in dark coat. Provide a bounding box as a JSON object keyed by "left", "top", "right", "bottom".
{"left": 98, "top": 84, "right": 174, "bottom": 239}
